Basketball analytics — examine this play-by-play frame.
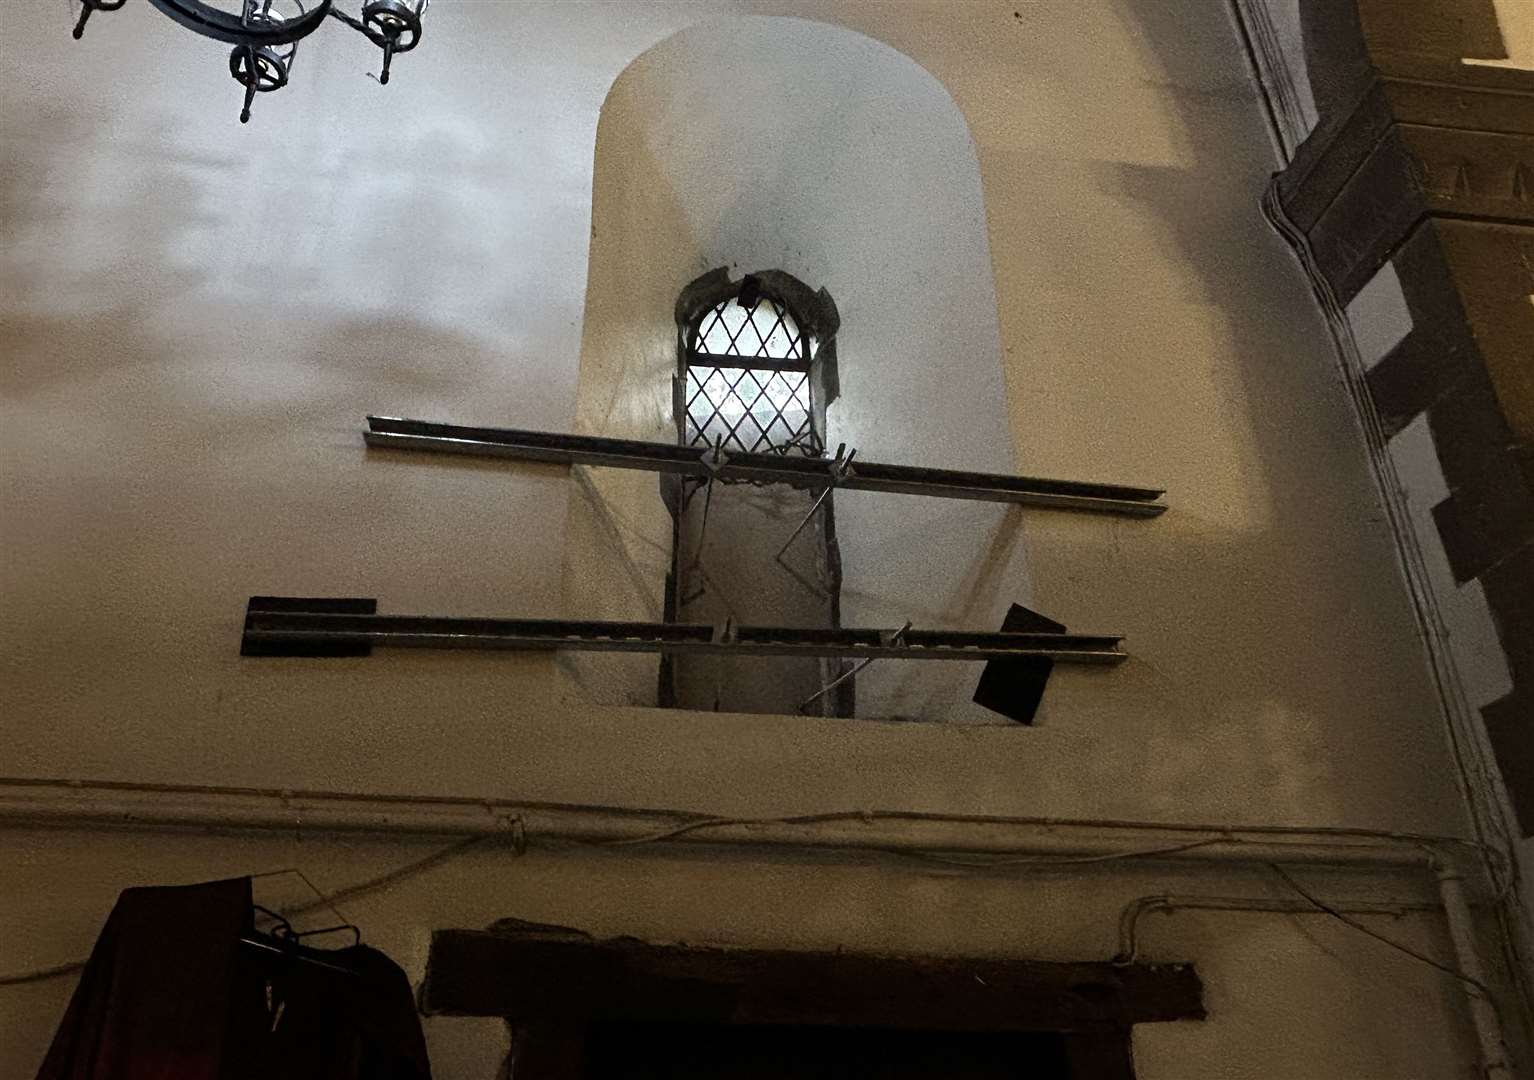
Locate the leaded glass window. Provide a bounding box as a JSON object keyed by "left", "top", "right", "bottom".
{"left": 683, "top": 295, "right": 820, "bottom": 456}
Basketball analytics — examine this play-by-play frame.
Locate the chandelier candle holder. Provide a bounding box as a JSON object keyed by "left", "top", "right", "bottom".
{"left": 70, "top": 0, "right": 430, "bottom": 122}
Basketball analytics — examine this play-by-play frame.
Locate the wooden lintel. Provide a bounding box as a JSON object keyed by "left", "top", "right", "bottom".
{"left": 421, "top": 928, "right": 1205, "bottom": 1033}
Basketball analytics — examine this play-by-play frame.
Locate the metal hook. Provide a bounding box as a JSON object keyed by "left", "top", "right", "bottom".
{"left": 252, "top": 903, "right": 295, "bottom": 940}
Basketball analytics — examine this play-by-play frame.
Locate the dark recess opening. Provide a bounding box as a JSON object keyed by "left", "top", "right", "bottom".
{"left": 423, "top": 928, "right": 1202, "bottom": 1079}
{"left": 587, "top": 1022, "right": 1074, "bottom": 1079}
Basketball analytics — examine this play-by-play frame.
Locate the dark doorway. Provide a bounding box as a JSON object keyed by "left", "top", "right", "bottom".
{"left": 587, "top": 1022, "right": 1073, "bottom": 1079}
{"left": 423, "top": 928, "right": 1200, "bottom": 1080}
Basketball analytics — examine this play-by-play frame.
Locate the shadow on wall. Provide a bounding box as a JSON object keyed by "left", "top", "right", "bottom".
{"left": 1021, "top": 1, "right": 1464, "bottom": 830}
{"left": 1, "top": 298, "right": 570, "bottom": 747}
{"left": 558, "top": 84, "right": 699, "bottom": 708}
{"left": 563, "top": 15, "right": 1025, "bottom": 719}
{"left": 1358, "top": 0, "right": 1509, "bottom": 62}
{"left": 1, "top": 98, "right": 577, "bottom": 776}
{"left": 0, "top": 105, "right": 227, "bottom": 323}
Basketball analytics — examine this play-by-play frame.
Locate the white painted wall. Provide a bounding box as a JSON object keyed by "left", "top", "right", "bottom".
{"left": 0, "top": 1, "right": 1493, "bottom": 1076}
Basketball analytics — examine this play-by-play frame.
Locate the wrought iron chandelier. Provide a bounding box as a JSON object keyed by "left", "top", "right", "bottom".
{"left": 70, "top": 0, "right": 429, "bottom": 123}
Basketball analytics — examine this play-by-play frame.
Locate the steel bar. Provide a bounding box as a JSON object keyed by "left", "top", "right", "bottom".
{"left": 689, "top": 352, "right": 812, "bottom": 373}
{"left": 242, "top": 609, "right": 1127, "bottom": 663}
{"left": 364, "top": 417, "right": 1167, "bottom": 516}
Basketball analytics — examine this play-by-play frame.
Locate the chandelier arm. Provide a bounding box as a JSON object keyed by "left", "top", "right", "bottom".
{"left": 144, "top": 0, "right": 334, "bottom": 46}
{"left": 72, "top": 0, "right": 427, "bottom": 120}
{"left": 325, "top": 4, "right": 385, "bottom": 45}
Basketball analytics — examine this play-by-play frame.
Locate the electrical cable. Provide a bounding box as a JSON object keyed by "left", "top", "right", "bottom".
{"left": 282, "top": 833, "right": 494, "bottom": 920}
{"left": 578, "top": 812, "right": 1428, "bottom": 863}
{"left": 894, "top": 837, "right": 1236, "bottom": 868}
{"left": 0, "top": 776, "right": 1502, "bottom": 860}
{"left": 0, "top": 783, "right": 1507, "bottom": 993}
{"left": 588, "top": 821, "right": 1248, "bottom": 870}
{"left": 0, "top": 828, "right": 1294, "bottom": 988}
{"left": 250, "top": 866, "right": 355, "bottom": 928}
{"left": 1267, "top": 862, "right": 1489, "bottom": 994}
{"left": 1, "top": 834, "right": 1471, "bottom": 991}
{"left": 1112, "top": 892, "right": 1442, "bottom": 967}
{"left": 588, "top": 805, "right": 1489, "bottom": 860}
{"left": 592, "top": 816, "right": 763, "bottom": 847}
{"left": 0, "top": 960, "right": 86, "bottom": 989}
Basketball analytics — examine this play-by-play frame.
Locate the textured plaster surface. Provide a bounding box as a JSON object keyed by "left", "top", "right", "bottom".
{"left": 0, "top": 2, "right": 1485, "bottom": 1076}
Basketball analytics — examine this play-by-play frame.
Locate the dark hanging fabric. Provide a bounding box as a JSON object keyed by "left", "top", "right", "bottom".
{"left": 36, "top": 877, "right": 430, "bottom": 1080}
{"left": 36, "top": 877, "right": 250, "bottom": 1080}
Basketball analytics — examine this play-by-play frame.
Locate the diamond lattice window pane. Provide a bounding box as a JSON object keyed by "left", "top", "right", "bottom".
{"left": 685, "top": 365, "right": 816, "bottom": 455}
{"left": 694, "top": 298, "right": 806, "bottom": 361}
{"left": 686, "top": 295, "right": 819, "bottom": 456}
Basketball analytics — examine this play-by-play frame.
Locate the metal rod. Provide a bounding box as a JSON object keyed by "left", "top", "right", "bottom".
{"left": 773, "top": 443, "right": 850, "bottom": 597}
{"left": 799, "top": 621, "right": 910, "bottom": 713}
{"left": 689, "top": 353, "right": 812, "bottom": 373}
{"left": 680, "top": 437, "right": 723, "bottom": 606}
{"left": 363, "top": 417, "right": 1167, "bottom": 516}
{"left": 776, "top": 444, "right": 853, "bottom": 562}
{"left": 241, "top": 609, "right": 1127, "bottom": 663}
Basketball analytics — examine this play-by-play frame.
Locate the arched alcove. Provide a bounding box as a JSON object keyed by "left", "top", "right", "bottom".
{"left": 563, "top": 15, "right": 1031, "bottom": 721}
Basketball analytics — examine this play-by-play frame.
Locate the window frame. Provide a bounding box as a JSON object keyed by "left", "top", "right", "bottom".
{"left": 680, "top": 292, "right": 824, "bottom": 458}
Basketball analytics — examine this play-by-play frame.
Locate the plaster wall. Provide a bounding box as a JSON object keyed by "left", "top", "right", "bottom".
{"left": 0, "top": 1, "right": 1494, "bottom": 1076}
{"left": 0, "top": 827, "right": 1480, "bottom": 1080}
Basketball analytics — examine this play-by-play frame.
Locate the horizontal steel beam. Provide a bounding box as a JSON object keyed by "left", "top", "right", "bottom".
{"left": 364, "top": 416, "right": 1167, "bottom": 517}
{"left": 242, "top": 606, "right": 1128, "bottom": 664}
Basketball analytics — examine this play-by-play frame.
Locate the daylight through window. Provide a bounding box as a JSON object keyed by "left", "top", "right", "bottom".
{"left": 684, "top": 296, "right": 820, "bottom": 456}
